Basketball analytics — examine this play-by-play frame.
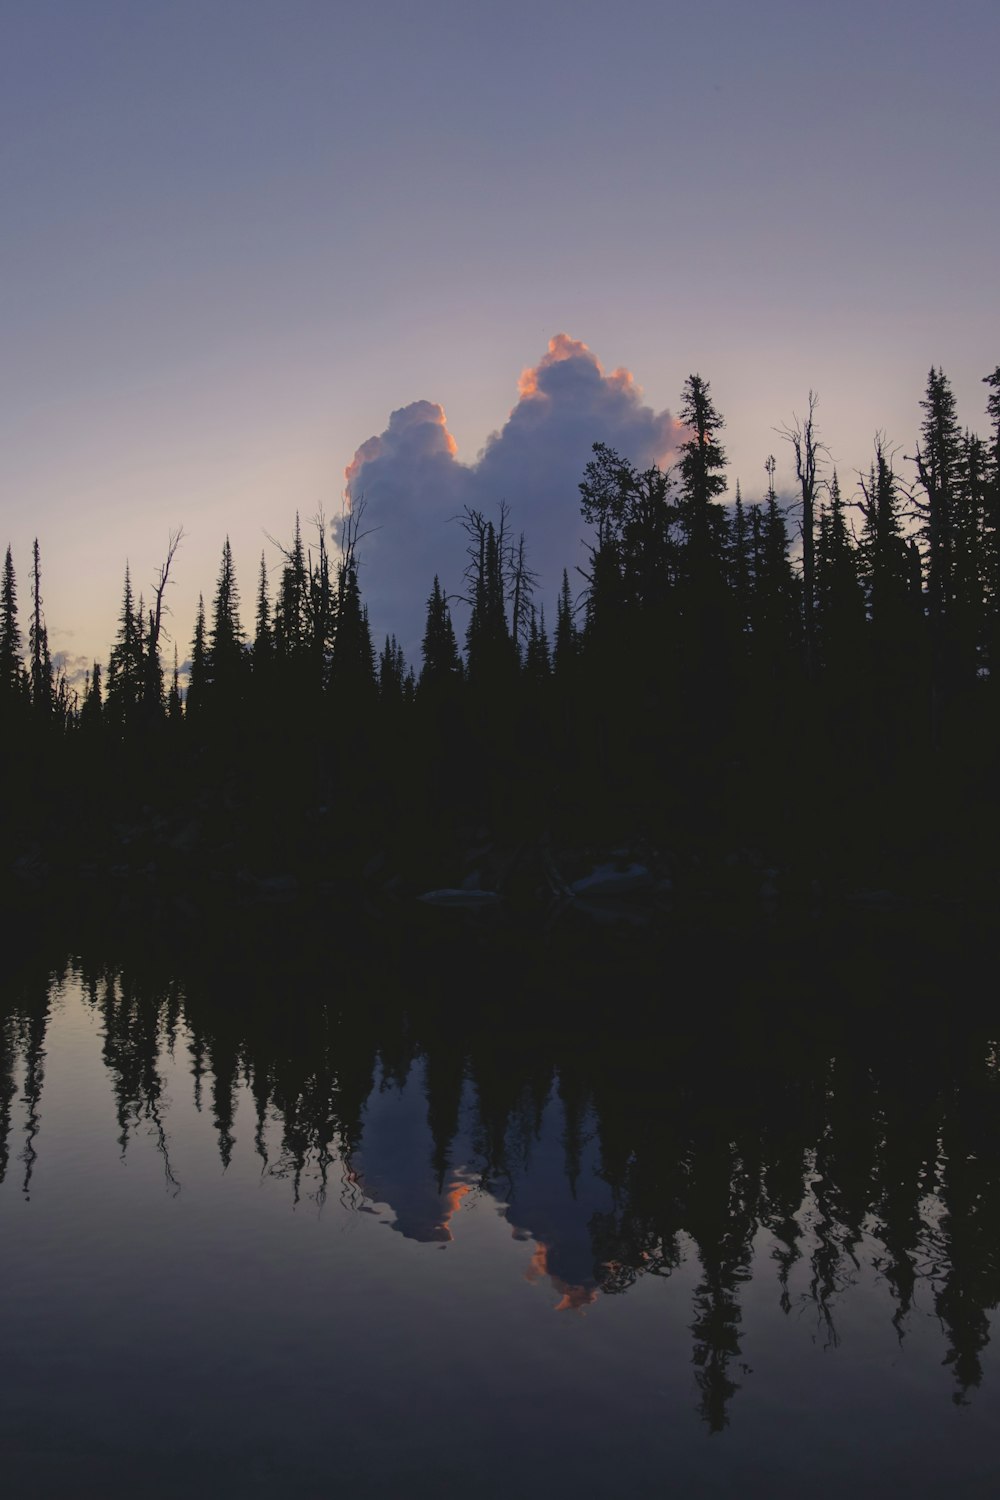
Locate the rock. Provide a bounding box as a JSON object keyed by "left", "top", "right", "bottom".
{"left": 417, "top": 888, "right": 502, "bottom": 910}
{"left": 570, "top": 863, "right": 652, "bottom": 898}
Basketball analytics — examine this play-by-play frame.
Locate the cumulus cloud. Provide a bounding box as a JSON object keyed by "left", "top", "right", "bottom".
{"left": 52, "top": 650, "right": 92, "bottom": 692}
{"left": 343, "top": 334, "right": 684, "bottom": 661}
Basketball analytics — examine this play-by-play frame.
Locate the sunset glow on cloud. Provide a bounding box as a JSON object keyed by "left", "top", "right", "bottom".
{"left": 343, "top": 400, "right": 459, "bottom": 500}
{"left": 517, "top": 333, "right": 593, "bottom": 399}
{"left": 343, "top": 334, "right": 684, "bottom": 655}
{"left": 524, "top": 1239, "right": 599, "bottom": 1314}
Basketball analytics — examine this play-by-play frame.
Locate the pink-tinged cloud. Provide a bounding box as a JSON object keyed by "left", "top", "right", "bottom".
{"left": 342, "top": 335, "right": 683, "bottom": 661}
{"left": 523, "top": 1238, "right": 599, "bottom": 1314}
{"left": 343, "top": 399, "right": 459, "bottom": 499}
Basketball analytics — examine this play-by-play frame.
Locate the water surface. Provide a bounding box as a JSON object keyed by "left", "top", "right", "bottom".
{"left": 2, "top": 926, "right": 998, "bottom": 1496}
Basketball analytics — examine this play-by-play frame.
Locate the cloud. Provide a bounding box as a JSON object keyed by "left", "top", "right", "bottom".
{"left": 52, "top": 650, "right": 92, "bottom": 691}
{"left": 343, "top": 334, "right": 684, "bottom": 661}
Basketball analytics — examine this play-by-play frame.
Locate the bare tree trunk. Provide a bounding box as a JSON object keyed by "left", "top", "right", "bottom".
{"left": 143, "top": 528, "right": 184, "bottom": 720}
{"left": 780, "top": 392, "right": 823, "bottom": 677}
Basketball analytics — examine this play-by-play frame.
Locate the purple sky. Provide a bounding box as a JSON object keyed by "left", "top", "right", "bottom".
{"left": 2, "top": 0, "right": 997, "bottom": 681}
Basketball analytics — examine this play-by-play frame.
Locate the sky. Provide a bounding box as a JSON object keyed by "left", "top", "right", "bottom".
{"left": 1, "top": 0, "right": 997, "bottom": 680}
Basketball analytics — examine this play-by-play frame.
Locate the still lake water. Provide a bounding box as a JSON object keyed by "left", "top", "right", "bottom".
{"left": 1, "top": 918, "right": 998, "bottom": 1497}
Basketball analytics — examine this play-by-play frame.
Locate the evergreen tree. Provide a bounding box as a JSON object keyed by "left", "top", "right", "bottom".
{"left": 330, "top": 560, "right": 375, "bottom": 697}
{"left": 0, "top": 546, "right": 25, "bottom": 705}
{"left": 858, "top": 438, "right": 912, "bottom": 635}
{"left": 187, "top": 594, "right": 208, "bottom": 721}
{"left": 677, "top": 374, "right": 728, "bottom": 579}
{"left": 307, "top": 515, "right": 336, "bottom": 682}
{"left": 463, "top": 509, "right": 517, "bottom": 687}
{"left": 138, "top": 591, "right": 164, "bottom": 722}
{"left": 779, "top": 393, "right": 825, "bottom": 672}
{"left": 208, "top": 537, "right": 246, "bottom": 698}
{"left": 106, "top": 565, "right": 144, "bottom": 736}
{"left": 579, "top": 444, "right": 676, "bottom": 617}
{"left": 553, "top": 569, "right": 579, "bottom": 678}
{"left": 913, "top": 368, "right": 963, "bottom": 639}
{"left": 985, "top": 366, "right": 1000, "bottom": 475}
{"left": 167, "top": 647, "right": 182, "bottom": 721}
{"left": 142, "top": 528, "right": 183, "bottom": 724}
{"left": 80, "top": 661, "right": 103, "bottom": 733}
{"left": 29, "top": 539, "right": 54, "bottom": 719}
{"left": 254, "top": 552, "right": 273, "bottom": 666}
{"left": 54, "top": 667, "right": 73, "bottom": 731}
{"left": 728, "top": 483, "right": 752, "bottom": 636}
{"left": 508, "top": 533, "right": 537, "bottom": 661}
{"left": 955, "top": 430, "right": 989, "bottom": 675}
{"left": 981, "top": 368, "right": 1000, "bottom": 677}
{"left": 273, "top": 516, "right": 309, "bottom": 661}
{"left": 378, "top": 635, "right": 407, "bottom": 703}
{"left": 419, "top": 577, "right": 462, "bottom": 692}
{"left": 675, "top": 377, "right": 733, "bottom": 717}
{"left": 524, "top": 605, "right": 552, "bottom": 685}
{"left": 814, "top": 472, "right": 865, "bottom": 678}
{"left": 749, "top": 459, "right": 800, "bottom": 669}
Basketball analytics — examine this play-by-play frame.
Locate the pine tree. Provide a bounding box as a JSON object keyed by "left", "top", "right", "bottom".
{"left": 985, "top": 366, "right": 1000, "bottom": 475}
{"left": 138, "top": 591, "right": 164, "bottom": 721}
{"left": 508, "top": 533, "right": 537, "bottom": 661}
{"left": 779, "top": 393, "right": 825, "bottom": 672}
{"left": 981, "top": 368, "right": 1000, "bottom": 677}
{"left": 524, "top": 605, "right": 552, "bottom": 685}
{"left": 273, "top": 515, "right": 309, "bottom": 661}
{"left": 910, "top": 367, "right": 979, "bottom": 739}
{"left": 0, "top": 546, "right": 25, "bottom": 704}
{"left": 463, "top": 509, "right": 516, "bottom": 687}
{"left": 29, "top": 539, "right": 54, "bottom": 719}
{"left": 419, "top": 576, "right": 462, "bottom": 692}
{"left": 80, "top": 661, "right": 103, "bottom": 733}
{"left": 750, "top": 459, "right": 800, "bottom": 668}
{"left": 187, "top": 594, "right": 207, "bottom": 720}
{"left": 167, "top": 647, "right": 182, "bottom": 721}
{"left": 378, "top": 635, "right": 407, "bottom": 703}
{"left": 254, "top": 552, "right": 272, "bottom": 666}
{"left": 54, "top": 667, "right": 72, "bottom": 731}
{"left": 307, "top": 514, "right": 335, "bottom": 682}
{"left": 140, "top": 528, "right": 183, "bottom": 724}
{"left": 330, "top": 559, "right": 375, "bottom": 697}
{"left": 914, "top": 368, "right": 963, "bottom": 635}
{"left": 814, "top": 471, "right": 865, "bottom": 677}
{"left": 675, "top": 378, "right": 733, "bottom": 710}
{"left": 553, "top": 569, "right": 579, "bottom": 678}
{"left": 677, "top": 374, "right": 728, "bottom": 577}
{"left": 106, "top": 565, "right": 144, "bottom": 735}
{"left": 728, "top": 483, "right": 752, "bottom": 636}
{"left": 955, "top": 430, "right": 989, "bottom": 675}
{"left": 208, "top": 537, "right": 246, "bottom": 697}
{"left": 859, "top": 439, "right": 911, "bottom": 632}
{"left": 579, "top": 444, "right": 676, "bottom": 617}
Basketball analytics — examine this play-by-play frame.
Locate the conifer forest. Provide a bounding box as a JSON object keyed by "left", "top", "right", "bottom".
{"left": 3, "top": 364, "right": 1000, "bottom": 912}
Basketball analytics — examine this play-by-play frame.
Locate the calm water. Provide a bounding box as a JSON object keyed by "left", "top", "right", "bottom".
{"left": 1, "top": 923, "right": 998, "bottom": 1497}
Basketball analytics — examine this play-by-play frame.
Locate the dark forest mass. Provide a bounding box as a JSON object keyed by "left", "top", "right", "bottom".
{"left": 3, "top": 366, "right": 1000, "bottom": 910}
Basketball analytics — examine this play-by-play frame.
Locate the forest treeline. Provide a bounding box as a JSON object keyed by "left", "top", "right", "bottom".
{"left": 2, "top": 365, "right": 1000, "bottom": 896}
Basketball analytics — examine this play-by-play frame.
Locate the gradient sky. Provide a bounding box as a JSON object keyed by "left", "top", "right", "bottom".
{"left": 2, "top": 0, "right": 997, "bottom": 680}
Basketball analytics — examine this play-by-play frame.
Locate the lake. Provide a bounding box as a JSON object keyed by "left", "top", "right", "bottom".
{"left": 2, "top": 913, "right": 998, "bottom": 1496}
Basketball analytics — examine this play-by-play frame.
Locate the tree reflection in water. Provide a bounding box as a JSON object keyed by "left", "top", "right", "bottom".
{"left": 2, "top": 915, "right": 998, "bottom": 1430}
